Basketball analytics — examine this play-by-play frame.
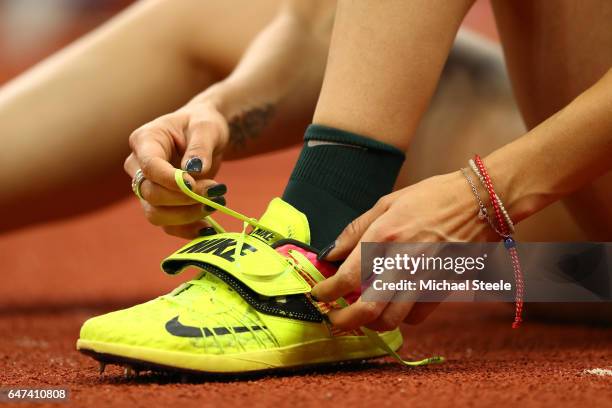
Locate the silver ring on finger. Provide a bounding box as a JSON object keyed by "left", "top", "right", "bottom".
{"left": 131, "top": 169, "right": 146, "bottom": 200}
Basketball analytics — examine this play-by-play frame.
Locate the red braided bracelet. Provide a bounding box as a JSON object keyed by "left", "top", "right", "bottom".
{"left": 473, "top": 155, "right": 524, "bottom": 328}
{"left": 474, "top": 155, "right": 508, "bottom": 236}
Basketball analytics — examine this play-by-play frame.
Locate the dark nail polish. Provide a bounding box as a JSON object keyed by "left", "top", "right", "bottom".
{"left": 317, "top": 241, "right": 336, "bottom": 261}
{"left": 185, "top": 157, "right": 203, "bottom": 173}
{"left": 205, "top": 196, "right": 226, "bottom": 212}
{"left": 198, "top": 227, "right": 217, "bottom": 236}
{"left": 206, "top": 183, "right": 227, "bottom": 197}
{"left": 184, "top": 181, "right": 192, "bottom": 191}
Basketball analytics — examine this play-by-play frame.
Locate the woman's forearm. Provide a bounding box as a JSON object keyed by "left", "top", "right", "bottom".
{"left": 485, "top": 68, "right": 612, "bottom": 223}
{"left": 193, "top": 0, "right": 334, "bottom": 157}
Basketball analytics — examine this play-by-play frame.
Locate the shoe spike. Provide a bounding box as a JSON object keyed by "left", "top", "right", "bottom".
{"left": 124, "top": 366, "right": 135, "bottom": 379}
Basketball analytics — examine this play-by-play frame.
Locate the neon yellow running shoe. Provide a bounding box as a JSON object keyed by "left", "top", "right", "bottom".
{"left": 76, "top": 171, "right": 441, "bottom": 374}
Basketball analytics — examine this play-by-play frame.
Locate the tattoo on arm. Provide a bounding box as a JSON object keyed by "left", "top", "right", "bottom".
{"left": 228, "top": 104, "right": 275, "bottom": 149}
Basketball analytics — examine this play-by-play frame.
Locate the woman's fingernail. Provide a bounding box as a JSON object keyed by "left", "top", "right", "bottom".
{"left": 185, "top": 157, "right": 203, "bottom": 173}
{"left": 317, "top": 241, "right": 336, "bottom": 261}
{"left": 199, "top": 227, "right": 217, "bottom": 236}
{"left": 205, "top": 196, "right": 226, "bottom": 212}
{"left": 206, "top": 183, "right": 227, "bottom": 197}
{"left": 184, "top": 181, "right": 192, "bottom": 191}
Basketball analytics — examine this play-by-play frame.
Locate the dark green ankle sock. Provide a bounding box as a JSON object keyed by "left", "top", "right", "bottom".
{"left": 282, "top": 124, "right": 405, "bottom": 249}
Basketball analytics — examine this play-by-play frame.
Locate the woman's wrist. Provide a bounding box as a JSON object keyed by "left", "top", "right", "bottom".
{"left": 189, "top": 80, "right": 278, "bottom": 155}
{"left": 481, "top": 145, "right": 555, "bottom": 225}
{"left": 442, "top": 170, "right": 499, "bottom": 241}
{"left": 196, "top": 78, "right": 280, "bottom": 123}
{"left": 190, "top": 81, "right": 241, "bottom": 118}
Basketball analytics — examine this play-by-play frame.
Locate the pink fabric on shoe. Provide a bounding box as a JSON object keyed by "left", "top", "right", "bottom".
{"left": 275, "top": 244, "right": 360, "bottom": 304}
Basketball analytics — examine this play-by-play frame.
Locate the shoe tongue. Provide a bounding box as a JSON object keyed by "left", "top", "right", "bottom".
{"left": 175, "top": 271, "right": 217, "bottom": 301}
{"left": 250, "top": 198, "right": 310, "bottom": 245}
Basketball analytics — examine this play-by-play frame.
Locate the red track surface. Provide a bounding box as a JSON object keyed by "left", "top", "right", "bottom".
{"left": 1, "top": 304, "right": 611, "bottom": 408}
{"left": 1, "top": 2, "right": 611, "bottom": 407}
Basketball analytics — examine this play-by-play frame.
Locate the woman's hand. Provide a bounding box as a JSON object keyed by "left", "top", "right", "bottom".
{"left": 312, "top": 171, "right": 497, "bottom": 331}
{"left": 124, "top": 94, "right": 230, "bottom": 239}
{"left": 123, "top": 1, "right": 335, "bottom": 239}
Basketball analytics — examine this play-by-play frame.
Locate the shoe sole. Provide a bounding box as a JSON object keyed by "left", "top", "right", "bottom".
{"left": 76, "top": 331, "right": 403, "bottom": 374}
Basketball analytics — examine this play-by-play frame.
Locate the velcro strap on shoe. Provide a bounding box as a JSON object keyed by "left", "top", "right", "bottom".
{"left": 161, "top": 233, "right": 311, "bottom": 297}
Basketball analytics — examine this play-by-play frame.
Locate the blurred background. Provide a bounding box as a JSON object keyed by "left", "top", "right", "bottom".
{"left": 0, "top": 0, "right": 131, "bottom": 79}
{"left": 0, "top": 0, "right": 500, "bottom": 311}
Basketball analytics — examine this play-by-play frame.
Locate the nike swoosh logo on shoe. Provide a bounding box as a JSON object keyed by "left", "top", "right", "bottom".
{"left": 165, "top": 316, "right": 266, "bottom": 338}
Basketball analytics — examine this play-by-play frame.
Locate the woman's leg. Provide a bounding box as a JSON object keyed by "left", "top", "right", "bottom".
{"left": 490, "top": 0, "right": 612, "bottom": 241}
{"left": 314, "top": 0, "right": 476, "bottom": 150}
{"left": 397, "top": 30, "right": 586, "bottom": 242}
{"left": 0, "top": 0, "right": 291, "bottom": 231}
{"left": 488, "top": 0, "right": 612, "bottom": 322}
{"left": 281, "top": 0, "right": 476, "bottom": 248}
